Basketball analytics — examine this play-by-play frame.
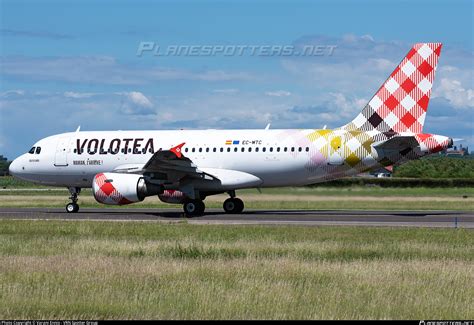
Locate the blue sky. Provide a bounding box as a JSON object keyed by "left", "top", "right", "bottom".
{"left": 1, "top": 0, "right": 473, "bottom": 158}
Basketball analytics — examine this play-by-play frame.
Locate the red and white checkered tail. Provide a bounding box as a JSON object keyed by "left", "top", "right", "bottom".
{"left": 343, "top": 43, "right": 442, "bottom": 134}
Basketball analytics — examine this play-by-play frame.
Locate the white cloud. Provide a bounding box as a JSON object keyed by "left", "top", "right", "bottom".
{"left": 1, "top": 34, "right": 472, "bottom": 157}
{"left": 434, "top": 78, "right": 473, "bottom": 108}
{"left": 0, "top": 90, "right": 25, "bottom": 98}
{"left": 63, "top": 91, "right": 97, "bottom": 99}
{"left": 126, "top": 91, "right": 153, "bottom": 107}
{"left": 285, "top": 34, "right": 473, "bottom": 113}
{"left": 265, "top": 90, "right": 291, "bottom": 97}
{"left": 1, "top": 56, "right": 255, "bottom": 85}
{"left": 212, "top": 88, "right": 239, "bottom": 94}
{"left": 432, "top": 64, "right": 474, "bottom": 109}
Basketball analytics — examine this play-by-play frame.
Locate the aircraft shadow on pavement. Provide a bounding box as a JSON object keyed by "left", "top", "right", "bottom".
{"left": 41, "top": 209, "right": 466, "bottom": 220}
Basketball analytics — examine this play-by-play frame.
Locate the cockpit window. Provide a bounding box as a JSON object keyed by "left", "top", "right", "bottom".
{"left": 28, "top": 147, "right": 35, "bottom": 154}
{"left": 35, "top": 147, "right": 41, "bottom": 154}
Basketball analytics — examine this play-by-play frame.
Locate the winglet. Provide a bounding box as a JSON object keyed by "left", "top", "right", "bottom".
{"left": 170, "top": 142, "right": 185, "bottom": 158}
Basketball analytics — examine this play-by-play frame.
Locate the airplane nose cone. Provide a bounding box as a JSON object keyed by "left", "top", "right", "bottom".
{"left": 8, "top": 157, "right": 22, "bottom": 177}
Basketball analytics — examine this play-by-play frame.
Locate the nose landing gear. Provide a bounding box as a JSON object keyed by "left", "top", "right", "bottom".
{"left": 66, "top": 187, "right": 81, "bottom": 213}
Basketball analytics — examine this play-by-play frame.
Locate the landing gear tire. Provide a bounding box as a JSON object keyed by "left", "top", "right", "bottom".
{"left": 66, "top": 187, "right": 81, "bottom": 213}
{"left": 223, "top": 198, "right": 244, "bottom": 214}
{"left": 183, "top": 200, "right": 205, "bottom": 217}
{"left": 66, "top": 203, "right": 79, "bottom": 213}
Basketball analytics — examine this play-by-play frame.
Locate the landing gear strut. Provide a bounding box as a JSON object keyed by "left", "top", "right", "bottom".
{"left": 66, "top": 187, "right": 81, "bottom": 213}
{"left": 183, "top": 199, "right": 205, "bottom": 217}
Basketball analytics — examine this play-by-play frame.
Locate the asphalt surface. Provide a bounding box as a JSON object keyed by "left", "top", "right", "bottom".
{"left": 0, "top": 207, "right": 473, "bottom": 228}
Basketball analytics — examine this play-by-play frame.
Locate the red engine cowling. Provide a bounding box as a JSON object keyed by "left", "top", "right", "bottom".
{"left": 158, "top": 190, "right": 187, "bottom": 204}
{"left": 92, "top": 172, "right": 162, "bottom": 205}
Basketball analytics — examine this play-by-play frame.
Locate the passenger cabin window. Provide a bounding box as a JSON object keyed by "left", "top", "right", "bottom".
{"left": 29, "top": 147, "right": 35, "bottom": 154}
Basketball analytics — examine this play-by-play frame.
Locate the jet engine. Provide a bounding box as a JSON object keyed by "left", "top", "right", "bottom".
{"left": 92, "top": 172, "right": 162, "bottom": 205}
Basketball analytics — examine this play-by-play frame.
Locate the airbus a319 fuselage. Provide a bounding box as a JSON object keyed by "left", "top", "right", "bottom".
{"left": 9, "top": 43, "right": 453, "bottom": 216}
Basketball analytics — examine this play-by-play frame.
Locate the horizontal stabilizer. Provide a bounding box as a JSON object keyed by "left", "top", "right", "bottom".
{"left": 373, "top": 136, "right": 419, "bottom": 151}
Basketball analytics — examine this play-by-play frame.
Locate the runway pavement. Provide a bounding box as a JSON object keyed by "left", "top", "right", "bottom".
{"left": 0, "top": 207, "right": 473, "bottom": 228}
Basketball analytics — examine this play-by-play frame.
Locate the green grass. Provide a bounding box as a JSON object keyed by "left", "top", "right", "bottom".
{"left": 0, "top": 220, "right": 472, "bottom": 319}
{"left": 1, "top": 188, "right": 473, "bottom": 210}
{"left": 1, "top": 187, "right": 470, "bottom": 196}
{"left": 0, "top": 176, "right": 51, "bottom": 189}
{"left": 1, "top": 176, "right": 473, "bottom": 211}
{"left": 0, "top": 194, "right": 473, "bottom": 211}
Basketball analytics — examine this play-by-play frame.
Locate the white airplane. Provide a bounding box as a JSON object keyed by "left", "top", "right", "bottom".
{"left": 9, "top": 43, "right": 453, "bottom": 216}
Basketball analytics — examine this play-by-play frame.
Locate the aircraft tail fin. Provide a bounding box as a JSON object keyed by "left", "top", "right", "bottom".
{"left": 343, "top": 43, "right": 442, "bottom": 133}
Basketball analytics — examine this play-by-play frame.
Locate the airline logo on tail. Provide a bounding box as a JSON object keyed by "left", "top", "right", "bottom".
{"left": 344, "top": 43, "right": 442, "bottom": 133}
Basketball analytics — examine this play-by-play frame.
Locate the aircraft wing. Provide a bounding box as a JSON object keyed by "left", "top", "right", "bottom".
{"left": 112, "top": 142, "right": 263, "bottom": 190}
{"left": 142, "top": 143, "right": 205, "bottom": 179}
{"left": 113, "top": 143, "right": 212, "bottom": 183}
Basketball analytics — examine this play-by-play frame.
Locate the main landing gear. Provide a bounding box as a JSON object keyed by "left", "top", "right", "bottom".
{"left": 66, "top": 187, "right": 81, "bottom": 213}
{"left": 183, "top": 199, "right": 205, "bottom": 217}
{"left": 223, "top": 197, "right": 244, "bottom": 214}
{"left": 182, "top": 191, "right": 245, "bottom": 217}
{"left": 223, "top": 190, "right": 244, "bottom": 214}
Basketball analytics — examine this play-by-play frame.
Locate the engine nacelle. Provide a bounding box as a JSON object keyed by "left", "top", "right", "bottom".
{"left": 158, "top": 190, "right": 187, "bottom": 204}
{"left": 93, "top": 172, "right": 162, "bottom": 205}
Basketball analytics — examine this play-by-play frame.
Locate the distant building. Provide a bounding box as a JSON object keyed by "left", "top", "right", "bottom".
{"left": 357, "top": 165, "right": 393, "bottom": 178}
{"left": 0, "top": 155, "right": 9, "bottom": 176}
{"left": 370, "top": 165, "right": 393, "bottom": 178}
{"left": 444, "top": 144, "right": 469, "bottom": 157}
